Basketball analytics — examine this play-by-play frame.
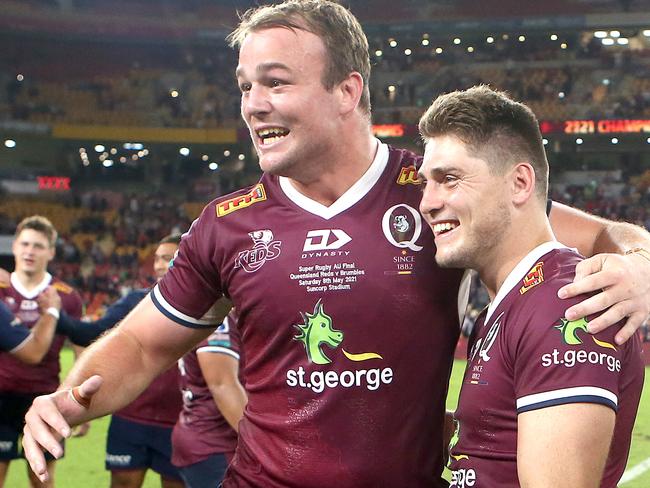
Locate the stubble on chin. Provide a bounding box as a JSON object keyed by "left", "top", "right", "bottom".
{"left": 434, "top": 242, "right": 477, "bottom": 270}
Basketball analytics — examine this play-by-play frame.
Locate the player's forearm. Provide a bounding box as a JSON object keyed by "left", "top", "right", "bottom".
{"left": 15, "top": 314, "right": 58, "bottom": 364}
{"left": 60, "top": 297, "right": 214, "bottom": 425}
{"left": 59, "top": 326, "right": 163, "bottom": 423}
{"left": 209, "top": 382, "right": 247, "bottom": 432}
{"left": 592, "top": 219, "right": 650, "bottom": 255}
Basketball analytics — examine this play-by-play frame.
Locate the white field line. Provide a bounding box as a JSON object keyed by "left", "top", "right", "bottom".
{"left": 620, "top": 457, "right": 650, "bottom": 485}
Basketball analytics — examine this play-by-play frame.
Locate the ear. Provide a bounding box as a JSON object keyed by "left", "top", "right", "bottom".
{"left": 510, "top": 162, "right": 536, "bottom": 206}
{"left": 336, "top": 72, "right": 364, "bottom": 116}
{"left": 47, "top": 246, "right": 56, "bottom": 262}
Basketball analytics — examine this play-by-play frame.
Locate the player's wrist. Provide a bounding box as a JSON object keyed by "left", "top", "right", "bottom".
{"left": 45, "top": 307, "right": 60, "bottom": 319}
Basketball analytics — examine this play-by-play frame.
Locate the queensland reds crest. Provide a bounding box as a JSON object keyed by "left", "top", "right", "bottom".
{"left": 235, "top": 230, "right": 282, "bottom": 273}
{"left": 381, "top": 204, "right": 423, "bottom": 252}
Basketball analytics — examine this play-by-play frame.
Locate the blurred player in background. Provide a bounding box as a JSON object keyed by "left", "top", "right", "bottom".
{"left": 57, "top": 234, "right": 184, "bottom": 488}
{"left": 22, "top": 2, "right": 650, "bottom": 487}
{"left": 0, "top": 288, "right": 61, "bottom": 365}
{"left": 419, "top": 86, "right": 644, "bottom": 487}
{"left": 0, "top": 216, "right": 83, "bottom": 488}
{"left": 172, "top": 309, "right": 246, "bottom": 487}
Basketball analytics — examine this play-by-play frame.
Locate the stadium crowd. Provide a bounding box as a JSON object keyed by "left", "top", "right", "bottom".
{"left": 4, "top": 25, "right": 650, "bottom": 128}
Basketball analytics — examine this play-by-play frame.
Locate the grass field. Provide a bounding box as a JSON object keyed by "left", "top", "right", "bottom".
{"left": 6, "top": 351, "right": 650, "bottom": 487}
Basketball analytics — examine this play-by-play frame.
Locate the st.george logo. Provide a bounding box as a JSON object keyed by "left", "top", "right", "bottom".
{"left": 234, "top": 230, "right": 282, "bottom": 273}
{"left": 293, "top": 300, "right": 383, "bottom": 365}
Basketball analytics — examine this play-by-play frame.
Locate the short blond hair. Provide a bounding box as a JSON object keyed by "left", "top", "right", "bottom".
{"left": 16, "top": 215, "right": 58, "bottom": 247}
{"left": 228, "top": 0, "right": 371, "bottom": 114}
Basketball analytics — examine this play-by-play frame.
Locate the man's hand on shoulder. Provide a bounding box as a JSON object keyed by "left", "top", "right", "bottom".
{"left": 558, "top": 251, "right": 650, "bottom": 345}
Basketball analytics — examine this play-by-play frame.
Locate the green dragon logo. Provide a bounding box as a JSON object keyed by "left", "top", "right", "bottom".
{"left": 294, "top": 300, "right": 344, "bottom": 365}
{"left": 555, "top": 317, "right": 589, "bottom": 345}
{"left": 554, "top": 317, "right": 617, "bottom": 350}
{"left": 447, "top": 419, "right": 469, "bottom": 465}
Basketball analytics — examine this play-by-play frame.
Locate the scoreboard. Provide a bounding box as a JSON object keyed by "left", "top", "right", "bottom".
{"left": 528, "top": 119, "right": 650, "bottom": 135}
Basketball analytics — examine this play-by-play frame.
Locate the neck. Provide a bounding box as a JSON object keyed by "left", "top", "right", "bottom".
{"left": 288, "top": 123, "right": 376, "bottom": 206}
{"left": 478, "top": 214, "right": 554, "bottom": 301}
{"left": 14, "top": 269, "right": 47, "bottom": 291}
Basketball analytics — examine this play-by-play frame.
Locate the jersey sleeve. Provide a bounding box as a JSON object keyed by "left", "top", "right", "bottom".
{"left": 153, "top": 204, "right": 224, "bottom": 328}
{"left": 57, "top": 290, "right": 146, "bottom": 346}
{"left": 196, "top": 311, "right": 240, "bottom": 361}
{"left": 0, "top": 302, "right": 30, "bottom": 352}
{"left": 509, "top": 289, "right": 623, "bottom": 415}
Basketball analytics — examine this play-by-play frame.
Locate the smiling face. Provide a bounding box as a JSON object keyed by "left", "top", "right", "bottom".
{"left": 12, "top": 229, "right": 55, "bottom": 277}
{"left": 236, "top": 26, "right": 343, "bottom": 180}
{"left": 418, "top": 135, "right": 512, "bottom": 271}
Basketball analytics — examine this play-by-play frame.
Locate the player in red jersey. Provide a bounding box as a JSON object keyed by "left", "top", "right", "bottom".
{"left": 172, "top": 310, "right": 246, "bottom": 487}
{"left": 0, "top": 216, "right": 83, "bottom": 488}
{"left": 418, "top": 86, "right": 645, "bottom": 487}
{"left": 22, "top": 2, "right": 650, "bottom": 486}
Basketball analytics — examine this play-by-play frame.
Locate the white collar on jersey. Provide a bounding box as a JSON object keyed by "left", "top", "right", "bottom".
{"left": 485, "top": 241, "right": 572, "bottom": 322}
{"left": 278, "top": 138, "right": 389, "bottom": 220}
{"left": 10, "top": 272, "right": 53, "bottom": 299}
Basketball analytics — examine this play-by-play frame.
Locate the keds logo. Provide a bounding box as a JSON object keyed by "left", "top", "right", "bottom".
{"left": 235, "top": 230, "right": 282, "bottom": 273}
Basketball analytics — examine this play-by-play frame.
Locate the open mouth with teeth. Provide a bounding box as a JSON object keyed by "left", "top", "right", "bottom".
{"left": 257, "top": 127, "right": 290, "bottom": 146}
{"left": 432, "top": 220, "right": 459, "bottom": 237}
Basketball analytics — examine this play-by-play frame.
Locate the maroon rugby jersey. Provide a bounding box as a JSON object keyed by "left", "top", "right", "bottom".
{"left": 449, "top": 242, "right": 644, "bottom": 488}
{"left": 0, "top": 273, "right": 82, "bottom": 393}
{"left": 172, "top": 312, "right": 241, "bottom": 467}
{"left": 113, "top": 365, "right": 181, "bottom": 427}
{"left": 154, "top": 142, "right": 467, "bottom": 488}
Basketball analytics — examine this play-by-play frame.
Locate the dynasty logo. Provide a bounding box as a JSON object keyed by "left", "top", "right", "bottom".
{"left": 234, "top": 230, "right": 282, "bottom": 273}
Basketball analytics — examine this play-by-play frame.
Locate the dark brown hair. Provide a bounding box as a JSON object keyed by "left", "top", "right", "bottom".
{"left": 158, "top": 233, "right": 182, "bottom": 246}
{"left": 419, "top": 85, "right": 549, "bottom": 199}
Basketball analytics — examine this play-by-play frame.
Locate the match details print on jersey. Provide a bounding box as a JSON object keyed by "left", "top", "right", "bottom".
{"left": 155, "top": 143, "right": 465, "bottom": 488}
